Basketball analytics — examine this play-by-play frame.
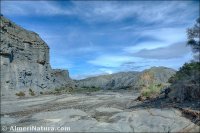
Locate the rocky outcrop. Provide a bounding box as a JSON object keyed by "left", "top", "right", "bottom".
{"left": 76, "top": 67, "right": 176, "bottom": 90}
{"left": 0, "top": 15, "right": 74, "bottom": 96}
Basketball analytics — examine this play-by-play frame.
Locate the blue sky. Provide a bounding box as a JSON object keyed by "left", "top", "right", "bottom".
{"left": 1, "top": 0, "right": 199, "bottom": 79}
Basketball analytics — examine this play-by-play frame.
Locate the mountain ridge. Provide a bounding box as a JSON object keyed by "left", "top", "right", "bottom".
{"left": 76, "top": 66, "right": 176, "bottom": 90}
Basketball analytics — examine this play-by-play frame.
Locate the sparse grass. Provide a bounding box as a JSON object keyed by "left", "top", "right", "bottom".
{"left": 16, "top": 91, "right": 25, "bottom": 97}
{"left": 44, "top": 86, "right": 101, "bottom": 95}
{"left": 29, "top": 89, "right": 35, "bottom": 96}
{"left": 72, "top": 86, "right": 101, "bottom": 93}
{"left": 141, "top": 83, "right": 164, "bottom": 98}
{"left": 50, "top": 87, "right": 67, "bottom": 95}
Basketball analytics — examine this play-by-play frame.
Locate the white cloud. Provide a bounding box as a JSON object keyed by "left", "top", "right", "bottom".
{"left": 99, "top": 68, "right": 113, "bottom": 74}
{"left": 2, "top": 1, "right": 198, "bottom": 24}
{"left": 133, "top": 42, "right": 192, "bottom": 59}
{"left": 142, "top": 28, "right": 187, "bottom": 43}
{"left": 88, "top": 55, "right": 142, "bottom": 67}
{"left": 124, "top": 42, "right": 166, "bottom": 53}
{"left": 124, "top": 27, "right": 187, "bottom": 53}
{"left": 79, "top": 51, "right": 192, "bottom": 79}
{"left": 72, "top": 1, "right": 198, "bottom": 24}
{"left": 1, "top": 1, "right": 72, "bottom": 16}
{"left": 2, "top": 0, "right": 197, "bottom": 79}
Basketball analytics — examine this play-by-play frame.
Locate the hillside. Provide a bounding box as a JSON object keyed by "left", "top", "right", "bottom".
{"left": 76, "top": 67, "right": 176, "bottom": 90}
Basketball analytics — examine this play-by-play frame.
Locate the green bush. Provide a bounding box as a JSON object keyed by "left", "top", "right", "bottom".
{"left": 43, "top": 86, "right": 101, "bottom": 95}
{"left": 29, "top": 89, "right": 35, "bottom": 96}
{"left": 169, "top": 62, "right": 200, "bottom": 83}
{"left": 141, "top": 83, "right": 164, "bottom": 98}
{"left": 53, "top": 87, "right": 66, "bottom": 94}
{"left": 69, "top": 86, "right": 101, "bottom": 93}
{"left": 16, "top": 91, "right": 25, "bottom": 97}
{"left": 168, "top": 62, "right": 200, "bottom": 101}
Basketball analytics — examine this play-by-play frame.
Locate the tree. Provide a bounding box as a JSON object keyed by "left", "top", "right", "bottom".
{"left": 187, "top": 18, "right": 200, "bottom": 61}
{"left": 167, "top": 18, "right": 200, "bottom": 102}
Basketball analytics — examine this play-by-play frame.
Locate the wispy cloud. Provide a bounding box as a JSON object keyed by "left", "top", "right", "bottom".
{"left": 71, "top": 1, "right": 198, "bottom": 24}
{"left": 123, "top": 27, "right": 188, "bottom": 54}
{"left": 88, "top": 55, "right": 141, "bottom": 68}
{"left": 132, "top": 42, "right": 192, "bottom": 59}
{"left": 120, "top": 62, "right": 149, "bottom": 70}
{"left": 86, "top": 51, "right": 193, "bottom": 76}
{"left": 2, "top": 1, "right": 198, "bottom": 24}
{"left": 2, "top": 0, "right": 198, "bottom": 79}
{"left": 2, "top": 1, "right": 72, "bottom": 16}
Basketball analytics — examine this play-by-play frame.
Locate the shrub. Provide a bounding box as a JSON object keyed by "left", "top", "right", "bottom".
{"left": 141, "top": 83, "right": 164, "bottom": 98}
{"left": 168, "top": 62, "right": 200, "bottom": 102}
{"left": 29, "top": 89, "right": 35, "bottom": 96}
{"left": 43, "top": 86, "right": 101, "bottom": 95}
{"left": 16, "top": 91, "right": 25, "bottom": 97}
{"left": 69, "top": 86, "right": 101, "bottom": 93}
{"left": 168, "top": 62, "right": 200, "bottom": 84}
{"left": 54, "top": 87, "right": 66, "bottom": 94}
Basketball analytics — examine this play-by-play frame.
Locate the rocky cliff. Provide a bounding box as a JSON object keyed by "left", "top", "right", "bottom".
{"left": 0, "top": 15, "right": 74, "bottom": 96}
{"left": 76, "top": 67, "right": 176, "bottom": 90}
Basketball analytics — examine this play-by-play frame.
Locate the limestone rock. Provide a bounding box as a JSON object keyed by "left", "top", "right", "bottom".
{"left": 0, "top": 15, "right": 74, "bottom": 96}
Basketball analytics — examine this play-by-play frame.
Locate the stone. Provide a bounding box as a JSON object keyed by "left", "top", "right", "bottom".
{"left": 1, "top": 91, "right": 199, "bottom": 132}
{"left": 0, "top": 15, "right": 74, "bottom": 96}
{"left": 109, "top": 108, "right": 199, "bottom": 132}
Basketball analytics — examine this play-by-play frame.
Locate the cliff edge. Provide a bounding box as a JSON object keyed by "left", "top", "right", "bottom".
{"left": 0, "top": 15, "right": 74, "bottom": 96}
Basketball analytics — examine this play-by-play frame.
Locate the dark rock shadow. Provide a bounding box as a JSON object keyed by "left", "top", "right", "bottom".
{"left": 128, "top": 96, "right": 200, "bottom": 125}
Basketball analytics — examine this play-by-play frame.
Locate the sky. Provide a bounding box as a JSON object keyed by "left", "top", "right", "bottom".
{"left": 1, "top": 0, "right": 199, "bottom": 79}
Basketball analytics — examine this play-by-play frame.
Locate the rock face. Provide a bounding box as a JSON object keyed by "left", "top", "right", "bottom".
{"left": 0, "top": 15, "right": 74, "bottom": 96}
{"left": 76, "top": 67, "right": 176, "bottom": 90}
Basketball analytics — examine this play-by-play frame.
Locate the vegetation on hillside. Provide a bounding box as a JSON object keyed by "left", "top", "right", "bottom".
{"left": 137, "top": 18, "right": 199, "bottom": 102}
{"left": 187, "top": 17, "right": 200, "bottom": 61}
{"left": 168, "top": 18, "right": 200, "bottom": 102}
{"left": 42, "top": 86, "right": 101, "bottom": 95}
{"left": 29, "top": 89, "right": 35, "bottom": 96}
{"left": 168, "top": 62, "right": 200, "bottom": 102}
{"left": 15, "top": 91, "right": 25, "bottom": 97}
{"left": 141, "top": 83, "right": 165, "bottom": 98}
{"left": 136, "top": 67, "right": 174, "bottom": 100}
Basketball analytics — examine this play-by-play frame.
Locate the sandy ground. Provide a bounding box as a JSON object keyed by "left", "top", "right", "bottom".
{"left": 1, "top": 91, "right": 199, "bottom": 132}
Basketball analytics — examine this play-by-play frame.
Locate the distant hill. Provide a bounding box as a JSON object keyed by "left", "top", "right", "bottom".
{"left": 76, "top": 67, "right": 176, "bottom": 90}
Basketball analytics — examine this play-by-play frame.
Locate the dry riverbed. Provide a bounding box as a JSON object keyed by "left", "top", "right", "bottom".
{"left": 1, "top": 91, "right": 199, "bottom": 132}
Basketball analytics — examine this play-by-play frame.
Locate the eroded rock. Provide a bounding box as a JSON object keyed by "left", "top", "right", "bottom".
{"left": 0, "top": 15, "right": 74, "bottom": 96}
